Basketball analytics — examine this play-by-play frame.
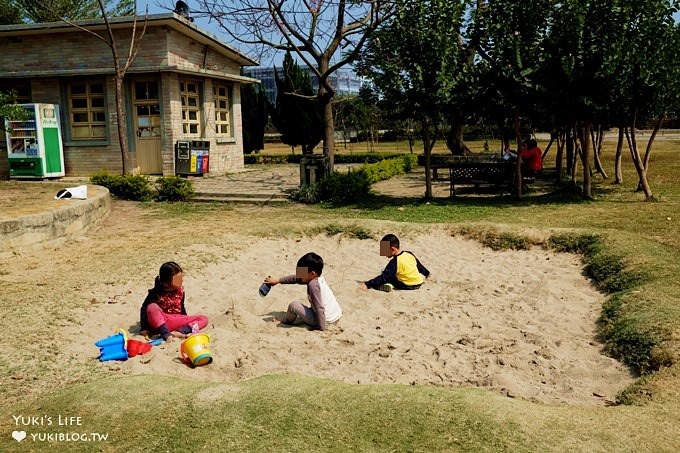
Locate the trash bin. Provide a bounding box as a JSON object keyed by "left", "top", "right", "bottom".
{"left": 191, "top": 140, "right": 210, "bottom": 176}
{"left": 175, "top": 140, "right": 209, "bottom": 176}
{"left": 175, "top": 140, "right": 191, "bottom": 175}
{"left": 300, "top": 154, "right": 329, "bottom": 186}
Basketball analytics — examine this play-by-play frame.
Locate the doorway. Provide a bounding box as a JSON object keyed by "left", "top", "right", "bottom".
{"left": 133, "top": 80, "right": 162, "bottom": 174}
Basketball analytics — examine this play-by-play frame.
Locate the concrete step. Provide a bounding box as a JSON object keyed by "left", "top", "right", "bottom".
{"left": 190, "top": 195, "right": 291, "bottom": 205}
{"left": 193, "top": 191, "right": 290, "bottom": 200}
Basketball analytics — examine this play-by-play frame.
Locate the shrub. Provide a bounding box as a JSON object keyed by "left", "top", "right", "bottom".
{"left": 112, "top": 174, "right": 154, "bottom": 201}
{"left": 318, "top": 169, "right": 372, "bottom": 205}
{"left": 90, "top": 170, "right": 119, "bottom": 189}
{"left": 361, "top": 154, "right": 418, "bottom": 184}
{"left": 89, "top": 171, "right": 154, "bottom": 201}
{"left": 290, "top": 155, "right": 416, "bottom": 205}
{"left": 154, "top": 176, "right": 195, "bottom": 202}
{"left": 289, "top": 184, "right": 320, "bottom": 204}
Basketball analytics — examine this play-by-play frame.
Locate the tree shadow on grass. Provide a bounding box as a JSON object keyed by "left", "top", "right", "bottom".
{"left": 343, "top": 183, "right": 591, "bottom": 211}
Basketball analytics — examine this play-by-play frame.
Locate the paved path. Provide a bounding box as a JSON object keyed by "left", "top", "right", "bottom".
{"left": 191, "top": 165, "right": 300, "bottom": 197}
{"left": 190, "top": 164, "right": 498, "bottom": 201}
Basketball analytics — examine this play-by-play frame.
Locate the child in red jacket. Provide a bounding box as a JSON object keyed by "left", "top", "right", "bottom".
{"left": 139, "top": 261, "right": 208, "bottom": 342}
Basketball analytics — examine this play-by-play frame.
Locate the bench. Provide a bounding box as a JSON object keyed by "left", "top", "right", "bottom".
{"left": 448, "top": 160, "right": 514, "bottom": 196}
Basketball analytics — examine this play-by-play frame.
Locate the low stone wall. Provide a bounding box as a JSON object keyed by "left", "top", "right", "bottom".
{"left": 0, "top": 185, "right": 110, "bottom": 257}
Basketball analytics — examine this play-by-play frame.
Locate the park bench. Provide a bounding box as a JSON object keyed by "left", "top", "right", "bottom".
{"left": 427, "top": 154, "right": 535, "bottom": 196}
{"left": 448, "top": 159, "right": 514, "bottom": 196}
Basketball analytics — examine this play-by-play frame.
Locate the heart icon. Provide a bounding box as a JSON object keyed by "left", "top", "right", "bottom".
{"left": 12, "top": 431, "right": 26, "bottom": 442}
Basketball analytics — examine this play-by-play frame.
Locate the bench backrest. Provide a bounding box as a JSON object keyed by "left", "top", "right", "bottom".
{"left": 450, "top": 162, "right": 513, "bottom": 184}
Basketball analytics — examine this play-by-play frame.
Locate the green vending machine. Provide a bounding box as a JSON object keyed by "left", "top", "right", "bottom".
{"left": 5, "top": 103, "right": 65, "bottom": 179}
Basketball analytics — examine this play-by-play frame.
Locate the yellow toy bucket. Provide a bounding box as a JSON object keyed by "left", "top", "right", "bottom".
{"left": 179, "top": 333, "right": 213, "bottom": 367}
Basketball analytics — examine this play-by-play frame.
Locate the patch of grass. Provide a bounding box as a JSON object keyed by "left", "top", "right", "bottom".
{"left": 584, "top": 252, "right": 642, "bottom": 293}
{"left": 455, "top": 225, "right": 533, "bottom": 251}
{"left": 547, "top": 232, "right": 602, "bottom": 254}
{"left": 314, "top": 223, "right": 374, "bottom": 240}
{"left": 3, "top": 374, "right": 679, "bottom": 452}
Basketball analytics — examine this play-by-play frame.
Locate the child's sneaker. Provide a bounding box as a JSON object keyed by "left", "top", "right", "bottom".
{"left": 377, "top": 283, "right": 394, "bottom": 293}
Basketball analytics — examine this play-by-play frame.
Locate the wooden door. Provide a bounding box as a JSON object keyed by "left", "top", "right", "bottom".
{"left": 133, "top": 80, "right": 162, "bottom": 174}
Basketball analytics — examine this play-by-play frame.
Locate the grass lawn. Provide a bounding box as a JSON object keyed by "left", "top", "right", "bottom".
{"left": 1, "top": 136, "right": 679, "bottom": 452}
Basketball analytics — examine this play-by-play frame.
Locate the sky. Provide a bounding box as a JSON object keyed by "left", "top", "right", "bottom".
{"left": 135, "top": 0, "right": 282, "bottom": 67}
{"left": 137, "top": 1, "right": 680, "bottom": 69}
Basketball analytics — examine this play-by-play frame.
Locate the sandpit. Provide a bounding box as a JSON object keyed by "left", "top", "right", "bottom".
{"left": 67, "top": 229, "right": 635, "bottom": 406}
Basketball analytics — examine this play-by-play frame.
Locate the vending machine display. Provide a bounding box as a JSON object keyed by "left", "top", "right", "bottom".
{"left": 4, "top": 103, "right": 65, "bottom": 179}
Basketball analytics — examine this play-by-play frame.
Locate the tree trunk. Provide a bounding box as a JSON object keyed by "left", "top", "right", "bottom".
{"left": 422, "top": 118, "right": 433, "bottom": 200}
{"left": 565, "top": 127, "right": 574, "bottom": 178}
{"left": 614, "top": 126, "right": 624, "bottom": 184}
{"left": 555, "top": 131, "right": 564, "bottom": 183}
{"left": 591, "top": 125, "right": 607, "bottom": 179}
{"left": 320, "top": 96, "right": 335, "bottom": 168}
{"left": 636, "top": 115, "right": 664, "bottom": 191}
{"left": 513, "top": 110, "right": 523, "bottom": 199}
{"left": 541, "top": 130, "right": 557, "bottom": 161}
{"left": 568, "top": 126, "right": 579, "bottom": 189}
{"left": 318, "top": 58, "right": 335, "bottom": 170}
{"left": 626, "top": 110, "right": 653, "bottom": 199}
{"left": 446, "top": 123, "right": 471, "bottom": 155}
{"left": 114, "top": 75, "right": 129, "bottom": 175}
{"left": 581, "top": 122, "right": 593, "bottom": 199}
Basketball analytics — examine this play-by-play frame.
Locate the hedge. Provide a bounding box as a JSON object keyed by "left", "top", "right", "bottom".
{"left": 244, "top": 152, "right": 412, "bottom": 165}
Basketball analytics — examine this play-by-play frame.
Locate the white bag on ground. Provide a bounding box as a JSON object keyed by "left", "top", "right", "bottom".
{"left": 55, "top": 185, "right": 88, "bottom": 200}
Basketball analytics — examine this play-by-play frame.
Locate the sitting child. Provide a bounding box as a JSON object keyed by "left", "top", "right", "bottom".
{"left": 360, "top": 234, "right": 431, "bottom": 292}
{"left": 139, "top": 261, "right": 208, "bottom": 342}
{"left": 264, "top": 252, "right": 342, "bottom": 331}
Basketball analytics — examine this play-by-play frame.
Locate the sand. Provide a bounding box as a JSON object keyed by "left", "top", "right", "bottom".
{"left": 65, "top": 228, "right": 634, "bottom": 406}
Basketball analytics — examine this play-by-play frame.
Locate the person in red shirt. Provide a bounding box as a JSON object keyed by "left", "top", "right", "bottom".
{"left": 521, "top": 138, "right": 543, "bottom": 177}
{"left": 139, "top": 261, "right": 208, "bottom": 342}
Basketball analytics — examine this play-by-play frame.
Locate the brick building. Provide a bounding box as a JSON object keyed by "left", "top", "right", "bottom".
{"left": 0, "top": 13, "right": 258, "bottom": 178}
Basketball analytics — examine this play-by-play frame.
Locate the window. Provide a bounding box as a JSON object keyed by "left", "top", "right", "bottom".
{"left": 0, "top": 83, "right": 31, "bottom": 103}
{"left": 133, "top": 80, "right": 161, "bottom": 137}
{"left": 0, "top": 82, "right": 31, "bottom": 148}
{"left": 213, "top": 83, "right": 231, "bottom": 136}
{"left": 68, "top": 80, "right": 106, "bottom": 139}
{"left": 180, "top": 80, "right": 201, "bottom": 135}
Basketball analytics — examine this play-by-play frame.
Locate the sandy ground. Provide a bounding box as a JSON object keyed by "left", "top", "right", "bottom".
{"left": 58, "top": 224, "right": 634, "bottom": 406}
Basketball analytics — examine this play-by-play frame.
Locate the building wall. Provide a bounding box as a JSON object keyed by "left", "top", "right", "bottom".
{"left": 1, "top": 27, "right": 169, "bottom": 75}
{"left": 160, "top": 72, "right": 181, "bottom": 176}
{"left": 167, "top": 29, "right": 241, "bottom": 75}
{"left": 1, "top": 23, "right": 247, "bottom": 178}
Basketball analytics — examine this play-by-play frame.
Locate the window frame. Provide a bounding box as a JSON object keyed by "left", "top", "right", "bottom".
{"left": 213, "top": 82, "right": 232, "bottom": 137}
{"left": 180, "top": 79, "right": 202, "bottom": 136}
{"left": 67, "top": 79, "right": 107, "bottom": 141}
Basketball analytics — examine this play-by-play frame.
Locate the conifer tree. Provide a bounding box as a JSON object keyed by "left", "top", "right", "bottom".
{"left": 271, "top": 52, "right": 323, "bottom": 155}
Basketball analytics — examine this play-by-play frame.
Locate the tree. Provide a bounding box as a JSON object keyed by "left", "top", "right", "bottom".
{"left": 333, "top": 86, "right": 381, "bottom": 152}
{"left": 472, "top": 0, "right": 554, "bottom": 198}
{"left": 198, "top": 0, "right": 395, "bottom": 169}
{"left": 240, "top": 81, "right": 268, "bottom": 154}
{"left": 49, "top": 0, "right": 147, "bottom": 173}
{"left": 14, "top": 0, "right": 133, "bottom": 23}
{"left": 614, "top": 0, "right": 680, "bottom": 200}
{"left": 358, "top": 0, "right": 468, "bottom": 199}
{"left": 0, "top": 0, "right": 23, "bottom": 24}
{"left": 0, "top": 91, "right": 30, "bottom": 128}
{"left": 271, "top": 52, "right": 323, "bottom": 154}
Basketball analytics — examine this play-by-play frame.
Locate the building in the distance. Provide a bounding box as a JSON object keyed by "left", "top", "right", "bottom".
{"left": 0, "top": 12, "right": 258, "bottom": 178}
{"left": 246, "top": 66, "right": 363, "bottom": 104}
